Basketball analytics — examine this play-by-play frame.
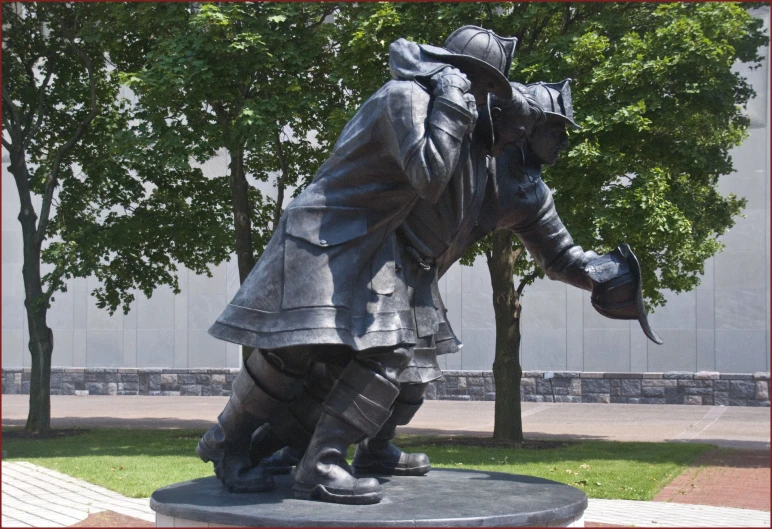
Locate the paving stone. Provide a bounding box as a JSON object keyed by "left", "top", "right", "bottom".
{"left": 663, "top": 372, "right": 694, "bottom": 379}
{"left": 85, "top": 382, "right": 107, "bottom": 396}
{"left": 753, "top": 372, "right": 770, "bottom": 381}
{"left": 467, "top": 387, "right": 484, "bottom": 397}
{"left": 179, "top": 384, "right": 201, "bottom": 396}
{"left": 729, "top": 380, "right": 756, "bottom": 399}
{"left": 685, "top": 387, "right": 713, "bottom": 396}
{"left": 535, "top": 378, "right": 553, "bottom": 395}
{"left": 582, "top": 379, "right": 610, "bottom": 393}
{"left": 621, "top": 379, "right": 642, "bottom": 397}
{"left": 643, "top": 386, "right": 665, "bottom": 398}
{"left": 552, "top": 372, "right": 581, "bottom": 378}
{"left": 720, "top": 373, "right": 754, "bottom": 380}
{"left": 639, "top": 398, "right": 666, "bottom": 405}
{"left": 665, "top": 386, "right": 684, "bottom": 404}
{"left": 553, "top": 395, "right": 581, "bottom": 403}
{"left": 467, "top": 377, "right": 485, "bottom": 387}
{"left": 63, "top": 372, "right": 85, "bottom": 383}
{"left": 552, "top": 378, "right": 581, "bottom": 395}
{"left": 582, "top": 393, "right": 610, "bottom": 403}
{"left": 695, "top": 371, "right": 720, "bottom": 380}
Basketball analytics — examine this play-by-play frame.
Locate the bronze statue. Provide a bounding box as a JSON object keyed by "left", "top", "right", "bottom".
{"left": 245, "top": 78, "right": 663, "bottom": 486}
{"left": 198, "top": 26, "right": 538, "bottom": 505}
{"left": 199, "top": 26, "right": 662, "bottom": 506}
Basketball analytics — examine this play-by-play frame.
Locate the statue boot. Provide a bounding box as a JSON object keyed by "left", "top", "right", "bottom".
{"left": 352, "top": 382, "right": 431, "bottom": 476}
{"left": 251, "top": 362, "right": 339, "bottom": 475}
{"left": 197, "top": 350, "right": 301, "bottom": 493}
{"left": 293, "top": 360, "right": 399, "bottom": 504}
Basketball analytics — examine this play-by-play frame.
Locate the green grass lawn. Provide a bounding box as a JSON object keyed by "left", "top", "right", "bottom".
{"left": 2, "top": 428, "right": 713, "bottom": 500}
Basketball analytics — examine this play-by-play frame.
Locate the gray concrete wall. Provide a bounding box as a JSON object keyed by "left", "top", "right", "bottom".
{"left": 3, "top": 10, "right": 768, "bottom": 373}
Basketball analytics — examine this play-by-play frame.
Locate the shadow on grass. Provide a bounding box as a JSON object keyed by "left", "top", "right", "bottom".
{"left": 2, "top": 427, "right": 715, "bottom": 467}
{"left": 2, "top": 427, "right": 208, "bottom": 459}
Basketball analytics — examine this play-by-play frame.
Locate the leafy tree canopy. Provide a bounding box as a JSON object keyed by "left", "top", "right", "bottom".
{"left": 42, "top": 2, "right": 767, "bottom": 314}
{"left": 328, "top": 1, "right": 766, "bottom": 307}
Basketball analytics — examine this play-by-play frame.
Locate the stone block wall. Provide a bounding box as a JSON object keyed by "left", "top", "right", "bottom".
{"left": 2, "top": 368, "right": 769, "bottom": 407}
{"left": 1, "top": 368, "right": 238, "bottom": 397}
{"left": 430, "top": 370, "right": 770, "bottom": 406}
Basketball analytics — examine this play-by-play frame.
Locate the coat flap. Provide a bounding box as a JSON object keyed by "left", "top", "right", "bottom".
{"left": 285, "top": 206, "right": 368, "bottom": 247}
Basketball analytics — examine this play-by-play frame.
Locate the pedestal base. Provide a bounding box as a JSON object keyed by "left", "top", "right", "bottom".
{"left": 151, "top": 468, "right": 587, "bottom": 527}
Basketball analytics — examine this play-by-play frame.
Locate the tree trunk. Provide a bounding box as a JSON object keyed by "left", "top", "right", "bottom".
{"left": 8, "top": 147, "right": 54, "bottom": 433}
{"left": 487, "top": 231, "right": 524, "bottom": 443}
{"left": 272, "top": 130, "right": 288, "bottom": 234}
{"left": 226, "top": 146, "right": 256, "bottom": 362}
{"left": 227, "top": 146, "right": 255, "bottom": 284}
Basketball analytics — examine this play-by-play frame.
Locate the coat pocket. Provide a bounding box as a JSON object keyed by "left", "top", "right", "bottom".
{"left": 370, "top": 232, "right": 397, "bottom": 295}
{"left": 285, "top": 206, "right": 368, "bottom": 247}
{"left": 283, "top": 206, "right": 369, "bottom": 309}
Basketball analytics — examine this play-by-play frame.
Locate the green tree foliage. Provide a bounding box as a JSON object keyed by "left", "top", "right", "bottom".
{"left": 325, "top": 2, "right": 766, "bottom": 441}
{"left": 93, "top": 2, "right": 341, "bottom": 294}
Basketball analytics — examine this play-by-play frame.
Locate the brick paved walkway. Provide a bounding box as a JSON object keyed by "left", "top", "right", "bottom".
{"left": 654, "top": 449, "right": 771, "bottom": 511}
{"left": 1, "top": 462, "right": 154, "bottom": 528}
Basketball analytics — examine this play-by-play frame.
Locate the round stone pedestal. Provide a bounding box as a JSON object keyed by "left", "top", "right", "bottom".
{"left": 151, "top": 469, "right": 587, "bottom": 527}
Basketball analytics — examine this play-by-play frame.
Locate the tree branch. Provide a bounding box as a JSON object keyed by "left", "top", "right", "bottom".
{"left": 22, "top": 67, "right": 54, "bottom": 150}
{"left": 36, "top": 30, "right": 100, "bottom": 244}
{"left": 3, "top": 90, "right": 23, "bottom": 129}
{"left": 272, "top": 128, "right": 289, "bottom": 232}
{"left": 308, "top": 5, "right": 336, "bottom": 28}
{"left": 517, "top": 270, "right": 539, "bottom": 296}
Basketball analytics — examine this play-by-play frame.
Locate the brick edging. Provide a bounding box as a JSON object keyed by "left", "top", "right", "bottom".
{"left": 2, "top": 368, "right": 769, "bottom": 406}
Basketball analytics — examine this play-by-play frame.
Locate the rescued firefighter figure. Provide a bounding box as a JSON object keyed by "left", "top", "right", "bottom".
{"left": 198, "top": 26, "right": 663, "bottom": 505}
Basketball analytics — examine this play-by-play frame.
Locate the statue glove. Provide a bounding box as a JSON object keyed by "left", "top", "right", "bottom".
{"left": 430, "top": 67, "right": 472, "bottom": 97}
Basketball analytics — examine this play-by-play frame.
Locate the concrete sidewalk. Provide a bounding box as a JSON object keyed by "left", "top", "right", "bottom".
{"left": 3, "top": 395, "right": 770, "bottom": 449}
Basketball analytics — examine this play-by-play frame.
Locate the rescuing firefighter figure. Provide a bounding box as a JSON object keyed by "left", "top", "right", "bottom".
{"left": 197, "top": 26, "right": 663, "bottom": 505}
